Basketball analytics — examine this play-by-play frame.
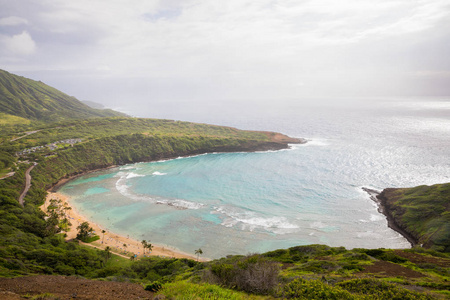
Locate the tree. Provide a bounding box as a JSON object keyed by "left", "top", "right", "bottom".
{"left": 123, "top": 243, "right": 128, "bottom": 253}
{"left": 101, "top": 229, "right": 106, "bottom": 244}
{"left": 195, "top": 248, "right": 203, "bottom": 261}
{"left": 146, "top": 243, "right": 153, "bottom": 254}
{"left": 103, "top": 246, "right": 112, "bottom": 265}
{"left": 76, "top": 221, "right": 93, "bottom": 241}
{"left": 141, "top": 240, "right": 147, "bottom": 255}
{"left": 59, "top": 217, "right": 72, "bottom": 241}
{"left": 46, "top": 198, "right": 71, "bottom": 237}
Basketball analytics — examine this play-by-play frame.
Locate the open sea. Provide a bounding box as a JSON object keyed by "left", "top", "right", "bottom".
{"left": 59, "top": 98, "right": 450, "bottom": 259}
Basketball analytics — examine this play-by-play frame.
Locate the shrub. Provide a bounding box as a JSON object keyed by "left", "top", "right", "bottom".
{"left": 131, "top": 257, "right": 199, "bottom": 282}
{"left": 158, "top": 281, "right": 259, "bottom": 299}
{"left": 343, "top": 252, "right": 371, "bottom": 261}
{"left": 337, "top": 278, "right": 434, "bottom": 299}
{"left": 341, "top": 263, "right": 364, "bottom": 272}
{"left": 282, "top": 278, "right": 355, "bottom": 299}
{"left": 365, "top": 249, "right": 384, "bottom": 257}
{"left": 54, "top": 263, "right": 76, "bottom": 275}
{"left": 81, "top": 235, "right": 100, "bottom": 243}
{"left": 364, "top": 249, "right": 407, "bottom": 263}
{"left": 207, "top": 255, "right": 280, "bottom": 294}
{"left": 299, "top": 260, "right": 340, "bottom": 273}
{"left": 144, "top": 281, "right": 162, "bottom": 292}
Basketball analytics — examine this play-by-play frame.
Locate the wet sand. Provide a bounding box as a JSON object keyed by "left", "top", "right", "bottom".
{"left": 42, "top": 192, "right": 203, "bottom": 261}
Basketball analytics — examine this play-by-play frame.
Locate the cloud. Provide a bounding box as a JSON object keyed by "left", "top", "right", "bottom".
{"left": 0, "top": 16, "right": 28, "bottom": 26}
{"left": 2, "top": 31, "right": 36, "bottom": 55}
{"left": 0, "top": 0, "right": 449, "bottom": 102}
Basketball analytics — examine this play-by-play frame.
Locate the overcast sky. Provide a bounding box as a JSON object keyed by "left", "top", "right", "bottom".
{"left": 1, "top": 0, "right": 449, "bottom": 115}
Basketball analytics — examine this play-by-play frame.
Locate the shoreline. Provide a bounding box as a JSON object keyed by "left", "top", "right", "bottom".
{"left": 362, "top": 187, "right": 417, "bottom": 247}
{"left": 42, "top": 191, "right": 203, "bottom": 261}
{"left": 49, "top": 165, "right": 118, "bottom": 192}
{"left": 41, "top": 140, "right": 305, "bottom": 262}
{"left": 48, "top": 139, "right": 304, "bottom": 192}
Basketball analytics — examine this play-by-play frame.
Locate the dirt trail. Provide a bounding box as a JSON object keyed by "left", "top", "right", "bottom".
{"left": 18, "top": 163, "right": 36, "bottom": 206}
{"left": 9, "top": 130, "right": 41, "bottom": 142}
{"left": 0, "top": 171, "right": 15, "bottom": 180}
{"left": 80, "top": 241, "right": 132, "bottom": 260}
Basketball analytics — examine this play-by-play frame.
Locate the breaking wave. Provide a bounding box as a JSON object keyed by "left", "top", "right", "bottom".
{"left": 214, "top": 206, "right": 298, "bottom": 233}
{"left": 152, "top": 171, "right": 167, "bottom": 176}
{"left": 115, "top": 172, "right": 204, "bottom": 210}
{"left": 126, "top": 172, "right": 145, "bottom": 179}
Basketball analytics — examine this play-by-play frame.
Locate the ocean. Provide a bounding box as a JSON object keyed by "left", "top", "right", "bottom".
{"left": 59, "top": 98, "right": 450, "bottom": 258}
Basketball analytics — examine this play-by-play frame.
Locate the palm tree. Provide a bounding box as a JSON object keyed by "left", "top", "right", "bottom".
{"left": 103, "top": 246, "right": 112, "bottom": 265}
{"left": 101, "top": 230, "right": 106, "bottom": 244}
{"left": 195, "top": 248, "right": 203, "bottom": 261}
{"left": 141, "top": 240, "right": 147, "bottom": 255}
{"left": 146, "top": 243, "right": 153, "bottom": 254}
{"left": 123, "top": 243, "right": 128, "bottom": 253}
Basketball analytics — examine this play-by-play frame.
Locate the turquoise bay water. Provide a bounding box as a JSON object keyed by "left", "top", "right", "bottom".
{"left": 60, "top": 99, "right": 450, "bottom": 258}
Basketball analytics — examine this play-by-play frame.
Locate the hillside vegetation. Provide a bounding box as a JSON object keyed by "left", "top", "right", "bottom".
{"left": 0, "top": 117, "right": 310, "bottom": 298}
{"left": 0, "top": 69, "right": 125, "bottom": 124}
{"left": 378, "top": 183, "right": 450, "bottom": 252}
{"left": 0, "top": 123, "right": 447, "bottom": 300}
{"left": 0, "top": 69, "right": 448, "bottom": 299}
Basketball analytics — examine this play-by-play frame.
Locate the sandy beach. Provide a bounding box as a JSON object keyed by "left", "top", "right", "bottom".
{"left": 42, "top": 192, "right": 202, "bottom": 261}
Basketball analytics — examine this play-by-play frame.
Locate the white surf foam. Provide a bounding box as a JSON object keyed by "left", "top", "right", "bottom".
{"left": 214, "top": 206, "right": 298, "bottom": 233}
{"left": 126, "top": 172, "right": 145, "bottom": 179}
{"left": 370, "top": 214, "right": 384, "bottom": 221}
{"left": 161, "top": 199, "right": 205, "bottom": 210}
{"left": 301, "top": 138, "right": 329, "bottom": 146}
{"left": 120, "top": 166, "right": 136, "bottom": 170}
{"left": 152, "top": 171, "right": 167, "bottom": 176}
{"left": 115, "top": 172, "right": 204, "bottom": 210}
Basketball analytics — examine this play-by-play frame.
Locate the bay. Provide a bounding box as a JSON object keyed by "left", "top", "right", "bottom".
{"left": 60, "top": 98, "right": 450, "bottom": 258}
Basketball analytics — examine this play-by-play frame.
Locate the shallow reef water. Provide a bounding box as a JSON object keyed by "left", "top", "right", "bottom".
{"left": 60, "top": 99, "right": 450, "bottom": 258}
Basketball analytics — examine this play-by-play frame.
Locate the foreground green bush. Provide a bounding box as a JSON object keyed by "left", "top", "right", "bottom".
{"left": 282, "top": 278, "right": 355, "bottom": 299}
{"left": 282, "top": 278, "right": 435, "bottom": 300}
{"left": 158, "top": 281, "right": 266, "bottom": 300}
{"left": 144, "top": 281, "right": 162, "bottom": 292}
{"left": 337, "top": 278, "right": 435, "bottom": 299}
{"left": 206, "top": 254, "right": 280, "bottom": 294}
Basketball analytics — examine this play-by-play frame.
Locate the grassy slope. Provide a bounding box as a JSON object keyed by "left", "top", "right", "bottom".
{"left": 1, "top": 117, "right": 294, "bottom": 190}
{"left": 1, "top": 119, "right": 446, "bottom": 298}
{"left": 378, "top": 183, "right": 450, "bottom": 252}
{"left": 6, "top": 117, "right": 272, "bottom": 147}
{"left": 0, "top": 117, "right": 299, "bottom": 277}
{"left": 0, "top": 69, "right": 447, "bottom": 299}
{"left": 0, "top": 69, "right": 125, "bottom": 124}
{"left": 0, "top": 112, "right": 30, "bottom": 126}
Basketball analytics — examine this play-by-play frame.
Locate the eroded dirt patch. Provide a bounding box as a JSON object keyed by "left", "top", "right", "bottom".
{"left": 393, "top": 250, "right": 450, "bottom": 268}
{"left": 0, "top": 275, "right": 154, "bottom": 300}
{"left": 358, "top": 260, "right": 424, "bottom": 278}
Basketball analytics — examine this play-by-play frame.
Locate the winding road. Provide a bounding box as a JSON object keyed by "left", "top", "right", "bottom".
{"left": 18, "top": 163, "right": 36, "bottom": 206}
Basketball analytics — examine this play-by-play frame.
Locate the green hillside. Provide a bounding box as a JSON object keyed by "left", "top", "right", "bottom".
{"left": 0, "top": 69, "right": 125, "bottom": 124}
{"left": 378, "top": 183, "right": 450, "bottom": 252}
{"left": 0, "top": 70, "right": 447, "bottom": 299}
{"left": 0, "top": 117, "right": 447, "bottom": 298}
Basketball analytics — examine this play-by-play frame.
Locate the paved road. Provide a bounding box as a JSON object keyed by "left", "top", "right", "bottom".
{"left": 18, "top": 163, "right": 36, "bottom": 206}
